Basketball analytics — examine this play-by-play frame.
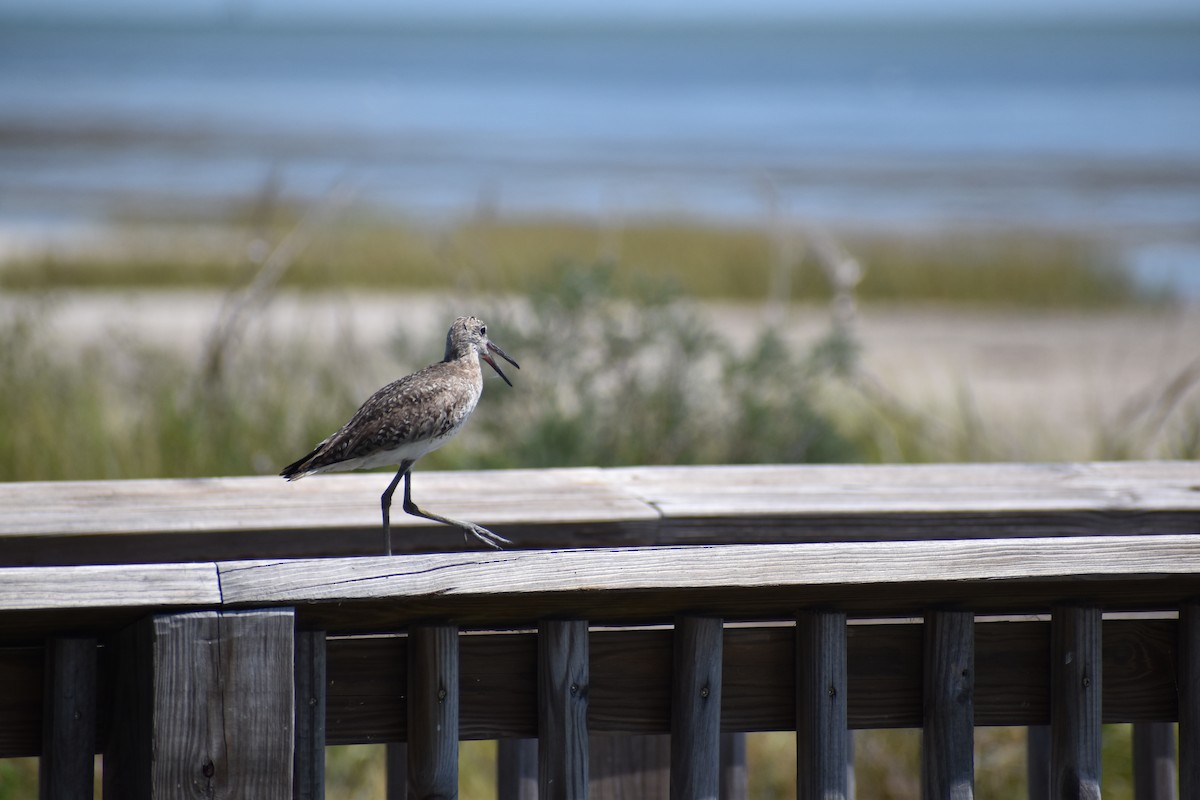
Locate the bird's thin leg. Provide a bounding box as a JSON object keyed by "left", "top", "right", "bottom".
{"left": 380, "top": 462, "right": 411, "bottom": 556}
{"left": 402, "top": 469, "right": 511, "bottom": 549}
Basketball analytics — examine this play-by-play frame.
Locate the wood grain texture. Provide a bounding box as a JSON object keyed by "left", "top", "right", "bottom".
{"left": 608, "top": 461, "right": 1200, "bottom": 542}
{"left": 0, "top": 469, "right": 659, "bottom": 565}
{"left": 216, "top": 535, "right": 1200, "bottom": 631}
{"left": 325, "top": 635, "right": 406, "bottom": 744}
{"left": 3, "top": 461, "right": 1198, "bottom": 565}
{"left": 294, "top": 630, "right": 327, "bottom": 800}
{"left": 0, "top": 563, "right": 220, "bottom": 611}
{"left": 103, "top": 610, "right": 295, "bottom": 800}
{"left": 159, "top": 610, "right": 295, "bottom": 800}
{"left": 1050, "top": 605, "right": 1102, "bottom": 800}
{"left": 922, "top": 611, "right": 974, "bottom": 800}
{"left": 16, "top": 533, "right": 1197, "bottom": 639}
{"left": 589, "top": 629, "right": 671, "bottom": 734}
{"left": 39, "top": 637, "right": 97, "bottom": 800}
{"left": 407, "top": 624, "right": 459, "bottom": 800}
{"left": 1181, "top": 600, "right": 1200, "bottom": 800}
{"left": 1102, "top": 618, "right": 1178, "bottom": 723}
{"left": 796, "top": 610, "right": 849, "bottom": 800}
{"left": 670, "top": 616, "right": 723, "bottom": 800}
{"left": 538, "top": 620, "right": 589, "bottom": 800}
{"left": 0, "top": 561, "right": 221, "bottom": 639}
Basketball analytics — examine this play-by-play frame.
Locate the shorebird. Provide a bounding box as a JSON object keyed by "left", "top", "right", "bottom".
{"left": 280, "top": 316, "right": 519, "bottom": 554}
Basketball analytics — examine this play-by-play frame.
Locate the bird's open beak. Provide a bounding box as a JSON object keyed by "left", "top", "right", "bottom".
{"left": 482, "top": 340, "right": 520, "bottom": 387}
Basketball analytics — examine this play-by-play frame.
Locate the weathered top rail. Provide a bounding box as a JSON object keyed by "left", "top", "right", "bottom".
{"left": 2, "top": 461, "right": 1198, "bottom": 565}
{"left": 4, "top": 533, "right": 1200, "bottom": 638}
{"left": 1, "top": 460, "right": 1198, "bottom": 637}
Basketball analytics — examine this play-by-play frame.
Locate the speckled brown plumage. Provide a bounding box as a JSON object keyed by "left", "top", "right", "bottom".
{"left": 281, "top": 316, "right": 519, "bottom": 553}
{"left": 282, "top": 359, "right": 483, "bottom": 477}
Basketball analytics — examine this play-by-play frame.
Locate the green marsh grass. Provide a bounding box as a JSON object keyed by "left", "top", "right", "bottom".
{"left": 0, "top": 214, "right": 1150, "bottom": 308}
{"left": 0, "top": 301, "right": 360, "bottom": 482}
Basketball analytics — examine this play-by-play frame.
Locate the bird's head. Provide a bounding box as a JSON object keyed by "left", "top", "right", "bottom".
{"left": 446, "top": 316, "right": 520, "bottom": 386}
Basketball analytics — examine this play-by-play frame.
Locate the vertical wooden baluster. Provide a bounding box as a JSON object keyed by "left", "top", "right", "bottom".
{"left": 1132, "top": 722, "right": 1177, "bottom": 800}
{"left": 40, "top": 637, "right": 98, "bottom": 800}
{"left": 294, "top": 629, "right": 326, "bottom": 800}
{"left": 922, "top": 611, "right": 975, "bottom": 800}
{"left": 1050, "top": 605, "right": 1101, "bottom": 800}
{"left": 796, "top": 610, "right": 849, "bottom": 800}
{"left": 671, "top": 616, "right": 723, "bottom": 800}
{"left": 1180, "top": 601, "right": 1200, "bottom": 800}
{"left": 539, "top": 620, "right": 588, "bottom": 800}
{"left": 719, "top": 733, "right": 747, "bottom": 800}
{"left": 1026, "top": 726, "right": 1051, "bottom": 800}
{"left": 386, "top": 744, "right": 408, "bottom": 800}
{"left": 408, "top": 625, "right": 459, "bottom": 800}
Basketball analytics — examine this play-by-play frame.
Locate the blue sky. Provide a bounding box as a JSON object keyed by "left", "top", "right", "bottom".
{"left": 5, "top": 0, "right": 1198, "bottom": 22}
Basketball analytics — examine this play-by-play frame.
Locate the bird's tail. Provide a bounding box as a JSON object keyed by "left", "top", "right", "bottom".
{"left": 280, "top": 446, "right": 323, "bottom": 481}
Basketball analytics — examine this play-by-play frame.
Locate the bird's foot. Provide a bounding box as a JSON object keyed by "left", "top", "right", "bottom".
{"left": 463, "top": 523, "right": 511, "bottom": 550}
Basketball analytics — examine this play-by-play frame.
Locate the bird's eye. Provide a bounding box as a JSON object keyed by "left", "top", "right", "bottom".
{"left": 480, "top": 325, "right": 487, "bottom": 335}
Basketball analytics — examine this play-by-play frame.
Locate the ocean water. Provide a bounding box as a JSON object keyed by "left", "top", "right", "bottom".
{"left": 1, "top": 20, "right": 1199, "bottom": 289}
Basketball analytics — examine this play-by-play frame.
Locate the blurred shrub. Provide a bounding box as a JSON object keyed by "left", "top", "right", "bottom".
{"left": 436, "top": 263, "right": 862, "bottom": 471}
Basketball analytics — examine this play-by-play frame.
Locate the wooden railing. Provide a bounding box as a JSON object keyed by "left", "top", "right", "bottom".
{"left": 2, "top": 461, "right": 1199, "bottom": 798}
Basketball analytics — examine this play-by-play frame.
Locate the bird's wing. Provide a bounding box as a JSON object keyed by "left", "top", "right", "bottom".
{"left": 295, "top": 365, "right": 473, "bottom": 473}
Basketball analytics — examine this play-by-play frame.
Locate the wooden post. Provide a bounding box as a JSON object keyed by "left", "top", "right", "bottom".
{"left": 104, "top": 620, "right": 152, "bottom": 799}
{"left": 498, "top": 739, "right": 538, "bottom": 800}
{"left": 408, "top": 624, "right": 459, "bottom": 800}
{"left": 671, "top": 616, "right": 723, "bottom": 800}
{"left": 922, "top": 611, "right": 975, "bottom": 800}
{"left": 719, "top": 733, "right": 747, "bottom": 800}
{"left": 294, "top": 630, "right": 327, "bottom": 800}
{"left": 40, "top": 637, "right": 97, "bottom": 800}
{"left": 1132, "top": 723, "right": 1177, "bottom": 800}
{"left": 539, "top": 620, "right": 588, "bottom": 800}
{"left": 847, "top": 731, "right": 856, "bottom": 800}
{"left": 1180, "top": 600, "right": 1200, "bottom": 799}
{"left": 103, "top": 609, "right": 295, "bottom": 800}
{"left": 386, "top": 744, "right": 408, "bottom": 800}
{"left": 796, "top": 610, "right": 849, "bottom": 800}
{"left": 1026, "top": 726, "right": 1050, "bottom": 800}
{"left": 1050, "top": 605, "right": 1101, "bottom": 800}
